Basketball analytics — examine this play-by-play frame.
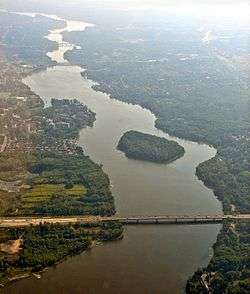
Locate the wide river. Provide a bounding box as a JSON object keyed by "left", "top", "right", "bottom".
{"left": 5, "top": 14, "right": 222, "bottom": 294}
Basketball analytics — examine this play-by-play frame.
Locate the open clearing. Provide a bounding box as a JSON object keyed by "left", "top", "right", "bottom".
{"left": 22, "top": 184, "right": 86, "bottom": 206}
{"left": 0, "top": 239, "right": 22, "bottom": 254}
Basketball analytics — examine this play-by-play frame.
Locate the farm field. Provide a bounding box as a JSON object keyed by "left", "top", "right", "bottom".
{"left": 20, "top": 184, "right": 86, "bottom": 213}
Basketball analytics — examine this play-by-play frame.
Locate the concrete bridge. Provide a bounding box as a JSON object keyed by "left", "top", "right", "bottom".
{"left": 0, "top": 214, "right": 249, "bottom": 228}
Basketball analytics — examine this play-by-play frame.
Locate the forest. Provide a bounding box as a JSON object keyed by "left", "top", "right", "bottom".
{"left": 0, "top": 11, "right": 65, "bottom": 67}
{"left": 23, "top": 150, "right": 115, "bottom": 216}
{"left": 117, "top": 130, "right": 184, "bottom": 163}
{"left": 186, "top": 222, "right": 250, "bottom": 293}
{"left": 0, "top": 222, "right": 123, "bottom": 285}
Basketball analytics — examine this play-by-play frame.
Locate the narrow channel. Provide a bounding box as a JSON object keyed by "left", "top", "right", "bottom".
{"left": 4, "top": 15, "right": 222, "bottom": 294}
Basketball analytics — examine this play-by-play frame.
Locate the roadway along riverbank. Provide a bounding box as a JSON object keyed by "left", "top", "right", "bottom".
{"left": 1, "top": 214, "right": 249, "bottom": 227}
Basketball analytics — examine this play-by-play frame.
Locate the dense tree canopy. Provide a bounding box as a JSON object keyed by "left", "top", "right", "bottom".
{"left": 117, "top": 130, "right": 184, "bottom": 163}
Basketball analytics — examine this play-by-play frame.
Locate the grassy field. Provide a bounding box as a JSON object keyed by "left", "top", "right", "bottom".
{"left": 20, "top": 184, "right": 86, "bottom": 212}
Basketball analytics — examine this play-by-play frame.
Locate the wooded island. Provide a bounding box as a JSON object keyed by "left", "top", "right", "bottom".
{"left": 117, "top": 130, "right": 185, "bottom": 164}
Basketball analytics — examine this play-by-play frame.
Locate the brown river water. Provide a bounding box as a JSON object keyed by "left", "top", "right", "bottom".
{"left": 3, "top": 14, "right": 222, "bottom": 294}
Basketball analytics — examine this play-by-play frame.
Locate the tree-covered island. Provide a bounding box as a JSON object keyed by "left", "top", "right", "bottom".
{"left": 117, "top": 130, "right": 185, "bottom": 163}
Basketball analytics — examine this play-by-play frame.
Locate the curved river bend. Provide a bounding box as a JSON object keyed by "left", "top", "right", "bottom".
{"left": 5, "top": 15, "right": 222, "bottom": 294}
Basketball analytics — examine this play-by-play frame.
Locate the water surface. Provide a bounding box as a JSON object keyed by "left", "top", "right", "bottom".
{"left": 4, "top": 15, "right": 222, "bottom": 294}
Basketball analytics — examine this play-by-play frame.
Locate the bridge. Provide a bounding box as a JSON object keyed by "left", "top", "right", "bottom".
{"left": 0, "top": 214, "right": 249, "bottom": 228}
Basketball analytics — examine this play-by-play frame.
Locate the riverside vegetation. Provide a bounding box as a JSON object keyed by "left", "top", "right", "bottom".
{"left": 41, "top": 98, "right": 96, "bottom": 139}
{"left": 117, "top": 130, "right": 184, "bottom": 163}
{"left": 0, "top": 12, "right": 121, "bottom": 286}
{"left": 186, "top": 222, "right": 249, "bottom": 293}
{"left": 0, "top": 222, "right": 123, "bottom": 285}
{"left": 0, "top": 92, "right": 114, "bottom": 217}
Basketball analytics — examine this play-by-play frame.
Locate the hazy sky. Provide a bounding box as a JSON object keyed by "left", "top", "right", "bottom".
{"left": 4, "top": 0, "right": 247, "bottom": 6}
{"left": 1, "top": 0, "right": 249, "bottom": 23}
{"left": 88, "top": 0, "right": 250, "bottom": 20}
{"left": 73, "top": 0, "right": 249, "bottom": 6}
{"left": 1, "top": 0, "right": 249, "bottom": 10}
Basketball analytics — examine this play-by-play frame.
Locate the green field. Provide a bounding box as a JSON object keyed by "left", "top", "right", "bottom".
{"left": 21, "top": 184, "right": 86, "bottom": 209}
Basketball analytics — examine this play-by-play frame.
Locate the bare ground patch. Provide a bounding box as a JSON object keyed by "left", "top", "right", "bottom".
{"left": 0, "top": 238, "right": 22, "bottom": 254}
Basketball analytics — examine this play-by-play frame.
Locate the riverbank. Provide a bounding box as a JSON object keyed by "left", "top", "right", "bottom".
{"left": 186, "top": 222, "right": 249, "bottom": 293}
{"left": 0, "top": 222, "right": 123, "bottom": 286}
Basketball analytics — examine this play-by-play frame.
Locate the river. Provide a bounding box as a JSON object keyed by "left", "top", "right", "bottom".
{"left": 4, "top": 15, "right": 222, "bottom": 294}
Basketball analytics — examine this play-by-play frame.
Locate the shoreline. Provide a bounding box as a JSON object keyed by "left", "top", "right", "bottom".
{"left": 1, "top": 231, "right": 124, "bottom": 289}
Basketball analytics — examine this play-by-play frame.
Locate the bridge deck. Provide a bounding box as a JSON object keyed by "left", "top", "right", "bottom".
{"left": 0, "top": 215, "right": 249, "bottom": 228}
